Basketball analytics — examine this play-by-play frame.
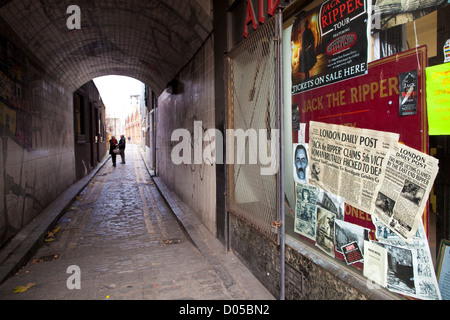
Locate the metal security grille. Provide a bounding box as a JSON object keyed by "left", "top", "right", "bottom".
{"left": 225, "top": 14, "right": 282, "bottom": 240}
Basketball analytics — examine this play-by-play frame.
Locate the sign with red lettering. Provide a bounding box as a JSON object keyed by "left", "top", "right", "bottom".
{"left": 291, "top": 0, "right": 369, "bottom": 94}
{"left": 292, "top": 46, "right": 428, "bottom": 160}
{"left": 243, "top": 0, "right": 281, "bottom": 37}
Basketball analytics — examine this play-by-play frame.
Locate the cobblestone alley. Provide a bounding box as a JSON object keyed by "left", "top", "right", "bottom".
{"left": 0, "top": 145, "right": 273, "bottom": 300}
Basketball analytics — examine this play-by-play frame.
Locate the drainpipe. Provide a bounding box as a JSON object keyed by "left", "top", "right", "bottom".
{"left": 275, "top": 10, "right": 285, "bottom": 301}
{"left": 154, "top": 92, "right": 158, "bottom": 177}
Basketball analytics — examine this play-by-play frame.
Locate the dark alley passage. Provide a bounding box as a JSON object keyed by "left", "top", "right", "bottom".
{"left": 0, "top": 145, "right": 273, "bottom": 300}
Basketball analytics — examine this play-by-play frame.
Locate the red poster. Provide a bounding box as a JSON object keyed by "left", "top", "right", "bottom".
{"left": 291, "top": 0, "right": 369, "bottom": 94}
{"left": 292, "top": 46, "right": 429, "bottom": 264}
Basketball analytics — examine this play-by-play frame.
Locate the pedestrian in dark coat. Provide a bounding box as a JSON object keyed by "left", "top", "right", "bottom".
{"left": 118, "top": 135, "right": 126, "bottom": 164}
{"left": 109, "top": 136, "right": 118, "bottom": 167}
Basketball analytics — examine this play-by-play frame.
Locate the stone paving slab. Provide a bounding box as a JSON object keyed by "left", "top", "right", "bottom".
{"left": 0, "top": 145, "right": 274, "bottom": 300}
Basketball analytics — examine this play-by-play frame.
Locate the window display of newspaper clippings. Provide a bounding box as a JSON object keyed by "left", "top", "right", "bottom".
{"left": 295, "top": 181, "right": 372, "bottom": 267}
{"left": 308, "top": 121, "right": 399, "bottom": 215}
{"left": 371, "top": 142, "right": 439, "bottom": 243}
{"left": 371, "top": 218, "right": 442, "bottom": 300}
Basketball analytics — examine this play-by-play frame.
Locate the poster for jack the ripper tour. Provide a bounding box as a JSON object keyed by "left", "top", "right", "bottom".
{"left": 291, "top": 0, "right": 369, "bottom": 94}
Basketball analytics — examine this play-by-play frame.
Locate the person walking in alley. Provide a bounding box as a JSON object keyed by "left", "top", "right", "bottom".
{"left": 119, "top": 134, "right": 126, "bottom": 164}
{"left": 109, "top": 136, "right": 118, "bottom": 167}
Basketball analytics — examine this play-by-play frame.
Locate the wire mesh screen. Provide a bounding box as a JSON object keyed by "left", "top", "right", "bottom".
{"left": 225, "top": 16, "right": 280, "bottom": 239}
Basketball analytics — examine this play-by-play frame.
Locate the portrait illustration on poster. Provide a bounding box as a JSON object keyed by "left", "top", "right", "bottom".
{"left": 293, "top": 143, "right": 309, "bottom": 184}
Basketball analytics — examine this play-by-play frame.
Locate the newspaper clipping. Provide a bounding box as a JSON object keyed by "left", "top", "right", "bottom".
{"left": 371, "top": 142, "right": 439, "bottom": 243}
{"left": 308, "top": 121, "right": 399, "bottom": 214}
{"left": 372, "top": 218, "right": 442, "bottom": 300}
{"left": 363, "top": 240, "right": 388, "bottom": 289}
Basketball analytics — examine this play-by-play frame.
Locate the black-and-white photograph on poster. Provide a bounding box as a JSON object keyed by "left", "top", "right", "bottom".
{"left": 293, "top": 143, "right": 309, "bottom": 184}
{"left": 294, "top": 183, "right": 318, "bottom": 240}
{"left": 316, "top": 207, "right": 336, "bottom": 257}
{"left": 317, "top": 188, "right": 345, "bottom": 221}
{"left": 379, "top": 243, "right": 416, "bottom": 296}
{"left": 291, "top": 0, "right": 369, "bottom": 94}
{"left": 335, "top": 220, "right": 369, "bottom": 255}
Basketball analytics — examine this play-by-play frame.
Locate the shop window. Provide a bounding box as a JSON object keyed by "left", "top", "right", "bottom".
{"left": 284, "top": 0, "right": 449, "bottom": 300}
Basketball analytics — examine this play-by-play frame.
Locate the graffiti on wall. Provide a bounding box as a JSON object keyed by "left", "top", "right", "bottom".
{"left": 0, "top": 36, "right": 32, "bottom": 150}
{"left": 0, "top": 35, "right": 35, "bottom": 246}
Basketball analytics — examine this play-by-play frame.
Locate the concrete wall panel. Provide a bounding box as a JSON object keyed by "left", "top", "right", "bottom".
{"left": 157, "top": 36, "right": 217, "bottom": 236}
{"left": 0, "top": 24, "right": 76, "bottom": 247}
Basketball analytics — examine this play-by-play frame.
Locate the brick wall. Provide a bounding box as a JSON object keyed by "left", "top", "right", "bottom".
{"left": 229, "top": 214, "right": 384, "bottom": 299}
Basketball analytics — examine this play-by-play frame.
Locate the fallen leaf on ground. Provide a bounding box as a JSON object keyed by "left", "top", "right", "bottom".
{"left": 163, "top": 239, "right": 181, "bottom": 245}
{"left": 45, "top": 227, "right": 61, "bottom": 241}
{"left": 13, "top": 283, "right": 36, "bottom": 294}
{"left": 32, "top": 254, "right": 60, "bottom": 264}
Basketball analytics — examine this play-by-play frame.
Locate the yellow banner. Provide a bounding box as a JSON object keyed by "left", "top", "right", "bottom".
{"left": 426, "top": 63, "right": 450, "bottom": 135}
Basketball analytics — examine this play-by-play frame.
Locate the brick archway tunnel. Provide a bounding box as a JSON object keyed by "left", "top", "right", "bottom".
{"left": 0, "top": 0, "right": 217, "bottom": 247}
{"left": 0, "top": 0, "right": 213, "bottom": 94}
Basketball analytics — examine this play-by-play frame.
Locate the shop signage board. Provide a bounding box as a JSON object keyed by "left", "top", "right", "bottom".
{"left": 291, "top": 0, "right": 369, "bottom": 95}
{"left": 243, "top": 0, "right": 282, "bottom": 37}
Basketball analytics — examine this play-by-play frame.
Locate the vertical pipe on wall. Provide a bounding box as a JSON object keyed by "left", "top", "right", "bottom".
{"left": 224, "top": 87, "right": 230, "bottom": 253}
{"left": 275, "top": 10, "right": 285, "bottom": 301}
{"left": 154, "top": 93, "right": 158, "bottom": 177}
{"left": 224, "top": 8, "right": 232, "bottom": 254}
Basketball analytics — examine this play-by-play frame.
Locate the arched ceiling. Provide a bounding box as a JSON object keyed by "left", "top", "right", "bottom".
{"left": 0, "top": 0, "right": 213, "bottom": 94}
